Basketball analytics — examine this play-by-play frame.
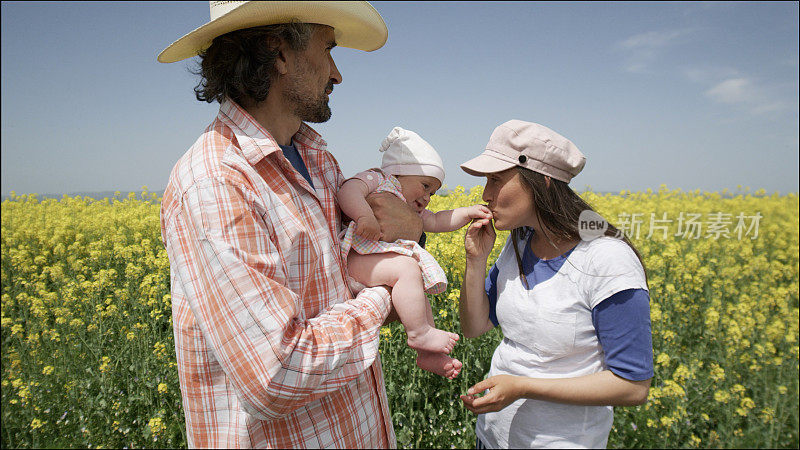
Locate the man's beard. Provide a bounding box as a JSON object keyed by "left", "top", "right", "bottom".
{"left": 285, "top": 72, "right": 334, "bottom": 123}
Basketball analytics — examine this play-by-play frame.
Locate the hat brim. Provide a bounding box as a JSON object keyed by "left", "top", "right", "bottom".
{"left": 460, "top": 153, "right": 517, "bottom": 177}
{"left": 158, "top": 1, "right": 388, "bottom": 63}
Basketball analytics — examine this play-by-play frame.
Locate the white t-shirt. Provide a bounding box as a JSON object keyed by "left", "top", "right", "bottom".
{"left": 475, "top": 235, "right": 648, "bottom": 449}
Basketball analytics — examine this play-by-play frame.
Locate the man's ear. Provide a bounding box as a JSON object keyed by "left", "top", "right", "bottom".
{"left": 269, "top": 36, "right": 291, "bottom": 76}
{"left": 274, "top": 47, "right": 290, "bottom": 76}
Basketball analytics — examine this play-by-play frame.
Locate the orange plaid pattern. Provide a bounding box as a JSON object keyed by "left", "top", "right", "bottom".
{"left": 160, "top": 99, "right": 396, "bottom": 448}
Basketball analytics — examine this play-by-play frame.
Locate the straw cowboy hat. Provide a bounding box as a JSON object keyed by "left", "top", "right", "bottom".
{"left": 158, "top": 1, "right": 388, "bottom": 63}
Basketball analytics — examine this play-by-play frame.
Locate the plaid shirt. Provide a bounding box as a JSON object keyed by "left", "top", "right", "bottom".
{"left": 160, "top": 99, "right": 396, "bottom": 448}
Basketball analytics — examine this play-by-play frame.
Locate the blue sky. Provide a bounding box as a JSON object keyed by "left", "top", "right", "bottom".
{"left": 2, "top": 1, "right": 798, "bottom": 196}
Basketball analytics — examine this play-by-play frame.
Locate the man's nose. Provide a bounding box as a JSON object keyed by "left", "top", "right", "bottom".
{"left": 329, "top": 55, "right": 342, "bottom": 85}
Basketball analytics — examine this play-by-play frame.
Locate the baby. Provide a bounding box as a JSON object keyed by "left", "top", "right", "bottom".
{"left": 338, "top": 127, "right": 491, "bottom": 379}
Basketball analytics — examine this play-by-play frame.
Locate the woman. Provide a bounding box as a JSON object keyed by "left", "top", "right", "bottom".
{"left": 458, "top": 120, "right": 653, "bottom": 449}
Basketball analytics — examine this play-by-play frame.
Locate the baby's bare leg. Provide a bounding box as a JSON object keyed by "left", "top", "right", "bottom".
{"left": 347, "top": 252, "right": 459, "bottom": 353}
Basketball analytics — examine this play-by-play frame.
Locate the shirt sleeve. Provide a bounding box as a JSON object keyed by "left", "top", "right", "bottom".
{"left": 485, "top": 264, "right": 500, "bottom": 327}
{"left": 591, "top": 288, "right": 654, "bottom": 381}
{"left": 165, "top": 177, "right": 392, "bottom": 420}
{"left": 585, "top": 238, "right": 649, "bottom": 309}
{"left": 348, "top": 169, "right": 382, "bottom": 193}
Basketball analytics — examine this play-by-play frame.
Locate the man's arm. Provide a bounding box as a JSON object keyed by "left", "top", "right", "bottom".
{"left": 165, "top": 179, "right": 392, "bottom": 420}
{"left": 366, "top": 192, "right": 423, "bottom": 243}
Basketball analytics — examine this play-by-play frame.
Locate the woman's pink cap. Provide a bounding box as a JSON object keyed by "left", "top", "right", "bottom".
{"left": 460, "top": 120, "right": 586, "bottom": 183}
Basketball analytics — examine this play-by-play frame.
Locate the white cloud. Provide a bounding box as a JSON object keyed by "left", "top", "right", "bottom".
{"left": 682, "top": 66, "right": 740, "bottom": 83}
{"left": 705, "top": 78, "right": 756, "bottom": 104}
{"left": 618, "top": 29, "right": 689, "bottom": 50}
{"left": 704, "top": 77, "right": 790, "bottom": 115}
{"left": 616, "top": 29, "right": 693, "bottom": 73}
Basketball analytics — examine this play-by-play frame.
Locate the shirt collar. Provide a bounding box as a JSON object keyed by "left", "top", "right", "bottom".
{"left": 217, "top": 98, "right": 327, "bottom": 166}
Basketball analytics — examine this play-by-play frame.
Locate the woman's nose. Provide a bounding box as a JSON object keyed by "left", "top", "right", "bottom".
{"left": 482, "top": 187, "right": 491, "bottom": 203}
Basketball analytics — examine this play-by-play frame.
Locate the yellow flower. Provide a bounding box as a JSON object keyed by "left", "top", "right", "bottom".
{"left": 689, "top": 434, "right": 701, "bottom": 447}
{"left": 660, "top": 416, "right": 676, "bottom": 427}
{"left": 31, "top": 418, "right": 44, "bottom": 430}
{"left": 708, "top": 363, "right": 725, "bottom": 382}
{"left": 672, "top": 364, "right": 691, "bottom": 382}
{"left": 662, "top": 380, "right": 686, "bottom": 398}
{"left": 148, "top": 417, "right": 166, "bottom": 436}
{"left": 759, "top": 407, "right": 776, "bottom": 423}
{"left": 126, "top": 331, "right": 136, "bottom": 341}
{"left": 42, "top": 366, "right": 54, "bottom": 375}
{"left": 157, "top": 383, "right": 168, "bottom": 394}
{"left": 655, "top": 353, "right": 670, "bottom": 367}
{"left": 153, "top": 341, "right": 167, "bottom": 359}
{"left": 714, "top": 390, "right": 730, "bottom": 403}
{"left": 98, "top": 356, "right": 111, "bottom": 373}
{"left": 778, "top": 385, "right": 788, "bottom": 395}
{"left": 380, "top": 327, "right": 392, "bottom": 337}
{"left": 18, "top": 386, "right": 31, "bottom": 400}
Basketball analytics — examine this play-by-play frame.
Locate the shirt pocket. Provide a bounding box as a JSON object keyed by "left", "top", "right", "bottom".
{"left": 531, "top": 310, "right": 578, "bottom": 357}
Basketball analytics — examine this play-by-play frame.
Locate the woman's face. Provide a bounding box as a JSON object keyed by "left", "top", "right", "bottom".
{"left": 482, "top": 168, "right": 537, "bottom": 230}
{"left": 396, "top": 175, "right": 442, "bottom": 213}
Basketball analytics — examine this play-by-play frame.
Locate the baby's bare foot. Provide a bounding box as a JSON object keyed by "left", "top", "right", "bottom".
{"left": 416, "top": 350, "right": 462, "bottom": 379}
{"left": 406, "top": 326, "right": 459, "bottom": 354}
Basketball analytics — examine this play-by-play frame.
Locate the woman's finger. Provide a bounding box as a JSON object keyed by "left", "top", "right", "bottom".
{"left": 467, "top": 377, "right": 495, "bottom": 395}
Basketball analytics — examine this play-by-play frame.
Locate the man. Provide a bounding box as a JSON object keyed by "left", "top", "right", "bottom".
{"left": 158, "top": 2, "right": 420, "bottom": 447}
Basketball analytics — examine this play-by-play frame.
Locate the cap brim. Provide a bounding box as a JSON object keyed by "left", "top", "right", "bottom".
{"left": 158, "top": 1, "right": 388, "bottom": 63}
{"left": 460, "top": 153, "right": 516, "bottom": 177}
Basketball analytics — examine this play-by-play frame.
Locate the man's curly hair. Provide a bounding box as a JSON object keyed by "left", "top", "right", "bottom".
{"left": 192, "top": 22, "right": 316, "bottom": 105}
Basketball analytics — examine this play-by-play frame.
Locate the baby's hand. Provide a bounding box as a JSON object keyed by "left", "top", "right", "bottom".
{"left": 462, "top": 204, "right": 492, "bottom": 220}
{"left": 355, "top": 214, "right": 382, "bottom": 241}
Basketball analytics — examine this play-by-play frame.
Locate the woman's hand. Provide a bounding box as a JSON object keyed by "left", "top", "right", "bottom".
{"left": 460, "top": 375, "right": 527, "bottom": 414}
{"left": 464, "top": 213, "right": 496, "bottom": 261}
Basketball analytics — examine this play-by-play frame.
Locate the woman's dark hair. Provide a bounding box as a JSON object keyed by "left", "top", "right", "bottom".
{"left": 192, "top": 22, "right": 316, "bottom": 105}
{"left": 510, "top": 166, "right": 648, "bottom": 288}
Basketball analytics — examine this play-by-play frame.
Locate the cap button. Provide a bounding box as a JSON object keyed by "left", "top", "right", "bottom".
{"left": 518, "top": 155, "right": 527, "bottom": 164}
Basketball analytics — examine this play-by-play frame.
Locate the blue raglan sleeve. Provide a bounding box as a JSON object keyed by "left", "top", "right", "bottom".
{"left": 591, "top": 288, "right": 654, "bottom": 381}
{"left": 485, "top": 264, "right": 500, "bottom": 327}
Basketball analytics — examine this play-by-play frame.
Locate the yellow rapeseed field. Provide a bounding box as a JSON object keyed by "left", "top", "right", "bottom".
{"left": 2, "top": 186, "right": 798, "bottom": 448}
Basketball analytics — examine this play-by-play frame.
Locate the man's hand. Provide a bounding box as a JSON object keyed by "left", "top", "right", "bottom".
{"left": 366, "top": 192, "right": 422, "bottom": 243}
{"left": 382, "top": 304, "right": 400, "bottom": 326}
{"left": 355, "top": 214, "right": 382, "bottom": 241}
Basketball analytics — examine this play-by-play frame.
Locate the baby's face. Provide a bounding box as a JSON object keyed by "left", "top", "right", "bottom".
{"left": 396, "top": 175, "right": 442, "bottom": 213}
